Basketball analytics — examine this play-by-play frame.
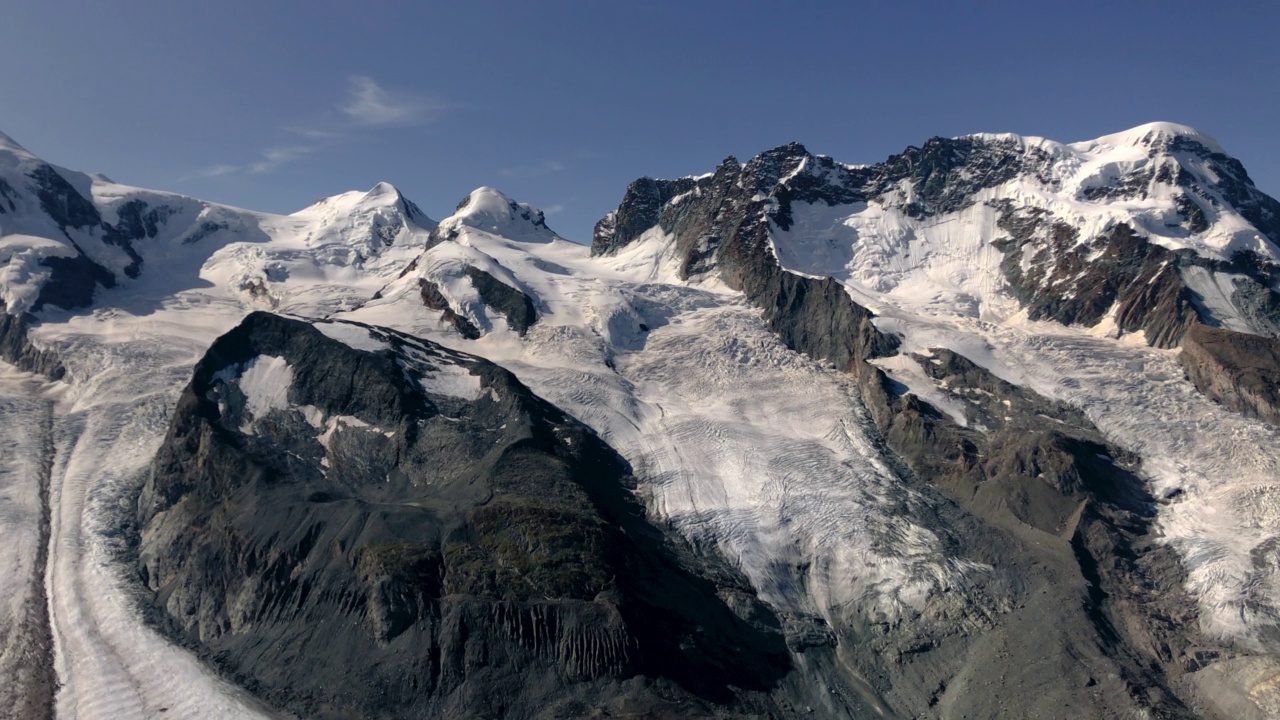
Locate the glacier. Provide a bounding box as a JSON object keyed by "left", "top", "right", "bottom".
{"left": 1, "top": 123, "right": 1280, "bottom": 717}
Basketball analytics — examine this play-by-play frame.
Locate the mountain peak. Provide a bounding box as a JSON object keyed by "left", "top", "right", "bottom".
{"left": 363, "top": 180, "right": 402, "bottom": 201}
{"left": 1077, "top": 121, "right": 1227, "bottom": 155}
{"left": 0, "top": 129, "right": 33, "bottom": 157}
{"left": 292, "top": 182, "right": 433, "bottom": 228}
{"left": 760, "top": 141, "right": 811, "bottom": 160}
{"left": 443, "top": 186, "right": 557, "bottom": 241}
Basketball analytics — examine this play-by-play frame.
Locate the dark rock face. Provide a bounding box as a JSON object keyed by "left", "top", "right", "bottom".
{"left": 30, "top": 165, "right": 100, "bottom": 232}
{"left": 593, "top": 139, "right": 1232, "bottom": 717}
{"left": 180, "top": 220, "right": 228, "bottom": 246}
{"left": 592, "top": 177, "right": 698, "bottom": 256}
{"left": 1180, "top": 322, "right": 1280, "bottom": 424}
{"left": 1167, "top": 136, "right": 1280, "bottom": 244}
{"left": 463, "top": 267, "right": 538, "bottom": 336}
{"left": 414, "top": 268, "right": 538, "bottom": 338}
{"left": 100, "top": 199, "right": 171, "bottom": 278}
{"left": 993, "top": 204, "right": 1280, "bottom": 350}
{"left": 758, "top": 272, "right": 898, "bottom": 371}
{"left": 592, "top": 136, "right": 1057, "bottom": 262}
{"left": 0, "top": 178, "right": 19, "bottom": 214}
{"left": 22, "top": 164, "right": 121, "bottom": 307}
{"left": 33, "top": 254, "right": 117, "bottom": 312}
{"left": 17, "top": 163, "right": 207, "bottom": 306}
{"left": 0, "top": 304, "right": 64, "bottom": 379}
{"left": 836, "top": 349, "right": 1217, "bottom": 718}
{"left": 862, "top": 135, "right": 1056, "bottom": 220}
{"left": 135, "top": 312, "right": 817, "bottom": 719}
{"left": 592, "top": 145, "right": 900, "bottom": 371}
{"left": 1229, "top": 272, "right": 1280, "bottom": 335}
{"left": 418, "top": 279, "right": 481, "bottom": 339}
{"left": 993, "top": 211, "right": 1201, "bottom": 348}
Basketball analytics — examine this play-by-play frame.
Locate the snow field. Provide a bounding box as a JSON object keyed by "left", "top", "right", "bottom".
{"left": 3, "top": 120, "right": 1280, "bottom": 718}
{"left": 341, "top": 221, "right": 993, "bottom": 625}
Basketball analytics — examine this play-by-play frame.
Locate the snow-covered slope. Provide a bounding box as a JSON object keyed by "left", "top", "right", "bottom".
{"left": 741, "top": 127, "right": 1280, "bottom": 654}
{"left": 0, "top": 129, "right": 433, "bottom": 321}
{"left": 587, "top": 123, "right": 1280, "bottom": 716}
{"left": 760, "top": 123, "right": 1280, "bottom": 335}
{"left": 347, "top": 196, "right": 988, "bottom": 625}
{"left": 4, "top": 123, "right": 1280, "bottom": 718}
{"left": 0, "top": 135, "right": 438, "bottom": 719}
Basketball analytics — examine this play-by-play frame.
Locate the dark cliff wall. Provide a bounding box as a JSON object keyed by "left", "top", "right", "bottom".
{"left": 1180, "top": 322, "right": 1280, "bottom": 425}
{"left": 135, "top": 312, "right": 841, "bottom": 719}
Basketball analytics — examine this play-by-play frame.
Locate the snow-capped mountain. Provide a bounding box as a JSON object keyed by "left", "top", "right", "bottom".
{"left": 3, "top": 123, "right": 1280, "bottom": 719}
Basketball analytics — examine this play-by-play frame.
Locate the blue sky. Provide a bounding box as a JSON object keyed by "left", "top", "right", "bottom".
{"left": 2, "top": 1, "right": 1278, "bottom": 242}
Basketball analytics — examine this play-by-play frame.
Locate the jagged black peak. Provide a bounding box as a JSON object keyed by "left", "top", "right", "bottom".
{"left": 591, "top": 175, "right": 700, "bottom": 256}
{"left": 29, "top": 164, "right": 101, "bottom": 231}
{"left": 596, "top": 125, "right": 1280, "bottom": 259}
{"left": 591, "top": 142, "right": 865, "bottom": 255}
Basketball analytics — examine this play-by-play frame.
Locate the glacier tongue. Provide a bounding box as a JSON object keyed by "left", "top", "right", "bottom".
{"left": 32, "top": 304, "right": 279, "bottom": 720}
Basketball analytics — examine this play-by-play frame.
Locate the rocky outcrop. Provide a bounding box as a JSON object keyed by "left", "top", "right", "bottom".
{"left": 994, "top": 211, "right": 1202, "bottom": 348}
{"left": 0, "top": 306, "right": 64, "bottom": 379}
{"left": 29, "top": 164, "right": 100, "bottom": 232}
{"left": 415, "top": 269, "right": 538, "bottom": 338}
{"left": 837, "top": 349, "right": 1219, "bottom": 718}
{"left": 592, "top": 177, "right": 698, "bottom": 256}
{"left": 418, "top": 278, "right": 481, "bottom": 339}
{"left": 592, "top": 145, "right": 900, "bottom": 372}
{"left": 134, "top": 312, "right": 843, "bottom": 719}
{"left": 594, "top": 140, "right": 1233, "bottom": 718}
{"left": 463, "top": 266, "right": 538, "bottom": 335}
{"left": 1180, "top": 322, "right": 1280, "bottom": 424}
{"left": 1162, "top": 136, "right": 1280, "bottom": 243}
{"left": 32, "top": 254, "right": 116, "bottom": 312}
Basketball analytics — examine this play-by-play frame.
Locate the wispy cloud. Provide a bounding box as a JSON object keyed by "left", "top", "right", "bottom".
{"left": 283, "top": 126, "right": 345, "bottom": 141}
{"left": 542, "top": 203, "right": 565, "bottom": 215}
{"left": 499, "top": 160, "right": 566, "bottom": 178}
{"left": 192, "top": 163, "right": 240, "bottom": 179}
{"left": 341, "top": 75, "right": 448, "bottom": 127}
{"left": 190, "top": 145, "right": 314, "bottom": 179}
{"left": 248, "top": 145, "right": 313, "bottom": 174}
{"left": 187, "top": 75, "right": 452, "bottom": 181}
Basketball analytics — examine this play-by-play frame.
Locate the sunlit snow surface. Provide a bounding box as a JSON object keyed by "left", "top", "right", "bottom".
{"left": 341, "top": 202, "right": 1280, "bottom": 656}
{"left": 0, "top": 159, "right": 432, "bottom": 716}
{"left": 765, "top": 143, "right": 1280, "bottom": 649}
{"left": 4, "top": 123, "right": 1280, "bottom": 717}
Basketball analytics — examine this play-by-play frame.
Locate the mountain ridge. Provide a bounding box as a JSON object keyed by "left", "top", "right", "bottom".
{"left": 2, "top": 123, "right": 1280, "bottom": 718}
